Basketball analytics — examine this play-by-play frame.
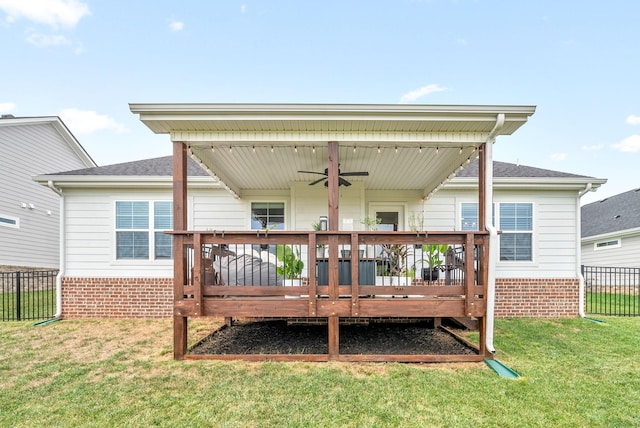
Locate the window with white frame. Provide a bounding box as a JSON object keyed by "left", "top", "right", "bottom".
{"left": 115, "top": 201, "right": 173, "bottom": 260}
{"left": 499, "top": 203, "right": 533, "bottom": 261}
{"left": 0, "top": 214, "right": 19, "bottom": 228}
{"left": 460, "top": 202, "right": 495, "bottom": 231}
{"left": 461, "top": 203, "right": 479, "bottom": 231}
{"left": 595, "top": 239, "right": 620, "bottom": 250}
{"left": 251, "top": 202, "right": 285, "bottom": 230}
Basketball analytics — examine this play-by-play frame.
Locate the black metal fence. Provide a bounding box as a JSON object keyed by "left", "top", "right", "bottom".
{"left": 0, "top": 270, "right": 58, "bottom": 321}
{"left": 582, "top": 265, "right": 640, "bottom": 316}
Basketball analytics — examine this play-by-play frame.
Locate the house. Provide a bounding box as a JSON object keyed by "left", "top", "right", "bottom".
{"left": 581, "top": 188, "right": 640, "bottom": 268}
{"left": 35, "top": 103, "right": 608, "bottom": 362}
{"left": 0, "top": 115, "right": 96, "bottom": 268}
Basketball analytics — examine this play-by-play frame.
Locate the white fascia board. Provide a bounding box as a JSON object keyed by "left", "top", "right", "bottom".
{"left": 33, "top": 175, "right": 219, "bottom": 189}
{"left": 130, "top": 103, "right": 537, "bottom": 115}
{"left": 581, "top": 227, "right": 640, "bottom": 243}
{"left": 445, "top": 177, "right": 608, "bottom": 191}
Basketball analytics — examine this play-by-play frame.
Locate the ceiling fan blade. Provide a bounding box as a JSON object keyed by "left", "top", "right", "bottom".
{"left": 298, "top": 170, "right": 327, "bottom": 176}
{"left": 339, "top": 177, "right": 352, "bottom": 187}
{"left": 339, "top": 171, "right": 369, "bottom": 177}
{"left": 309, "top": 177, "right": 327, "bottom": 186}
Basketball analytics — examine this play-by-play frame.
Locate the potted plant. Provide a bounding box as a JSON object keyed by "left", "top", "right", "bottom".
{"left": 311, "top": 221, "right": 325, "bottom": 258}
{"left": 276, "top": 245, "right": 304, "bottom": 286}
{"left": 422, "top": 244, "right": 448, "bottom": 281}
{"left": 380, "top": 243, "right": 409, "bottom": 285}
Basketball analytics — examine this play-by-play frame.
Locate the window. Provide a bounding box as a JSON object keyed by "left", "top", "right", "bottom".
{"left": 115, "top": 201, "right": 173, "bottom": 260}
{"left": 499, "top": 203, "right": 533, "bottom": 261}
{"left": 251, "top": 202, "right": 285, "bottom": 230}
{"left": 0, "top": 214, "right": 18, "bottom": 228}
{"left": 595, "top": 239, "right": 620, "bottom": 250}
{"left": 461, "top": 203, "right": 478, "bottom": 231}
{"left": 460, "top": 203, "right": 494, "bottom": 231}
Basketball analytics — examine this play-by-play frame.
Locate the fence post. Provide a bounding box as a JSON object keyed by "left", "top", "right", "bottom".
{"left": 15, "top": 271, "right": 21, "bottom": 321}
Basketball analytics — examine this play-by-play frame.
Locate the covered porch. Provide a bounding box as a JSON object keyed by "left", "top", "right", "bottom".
{"left": 130, "top": 103, "right": 536, "bottom": 362}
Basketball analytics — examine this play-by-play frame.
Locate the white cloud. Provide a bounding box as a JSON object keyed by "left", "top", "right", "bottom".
{"left": 240, "top": 4, "right": 247, "bottom": 13}
{"left": 550, "top": 152, "right": 567, "bottom": 161}
{"left": 626, "top": 114, "right": 640, "bottom": 126}
{"left": 0, "top": 0, "right": 90, "bottom": 29}
{"left": 399, "top": 84, "right": 447, "bottom": 103}
{"left": 59, "top": 108, "right": 128, "bottom": 135}
{"left": 26, "top": 32, "right": 70, "bottom": 47}
{"left": 169, "top": 20, "right": 184, "bottom": 32}
{"left": 613, "top": 135, "right": 640, "bottom": 153}
{"left": 0, "top": 102, "right": 16, "bottom": 113}
{"left": 581, "top": 144, "right": 604, "bottom": 151}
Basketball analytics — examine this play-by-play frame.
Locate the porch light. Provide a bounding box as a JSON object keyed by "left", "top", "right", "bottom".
{"left": 312, "top": 146, "right": 315, "bottom": 153}
{"left": 294, "top": 145, "right": 298, "bottom": 153}
{"left": 252, "top": 145, "right": 256, "bottom": 153}
{"left": 353, "top": 146, "right": 356, "bottom": 153}
{"left": 319, "top": 216, "right": 328, "bottom": 231}
{"left": 229, "top": 146, "right": 232, "bottom": 153}
{"left": 419, "top": 146, "right": 422, "bottom": 153}
{"left": 395, "top": 146, "right": 398, "bottom": 153}
{"left": 271, "top": 146, "right": 274, "bottom": 152}
{"left": 459, "top": 147, "right": 463, "bottom": 154}
{"left": 377, "top": 146, "right": 381, "bottom": 153}
{"left": 436, "top": 146, "right": 439, "bottom": 154}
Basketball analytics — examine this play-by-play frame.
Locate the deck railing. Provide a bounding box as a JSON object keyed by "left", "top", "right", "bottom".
{"left": 172, "top": 231, "right": 489, "bottom": 319}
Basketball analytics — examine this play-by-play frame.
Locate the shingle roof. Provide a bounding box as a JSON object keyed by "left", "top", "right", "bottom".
{"left": 457, "top": 159, "right": 593, "bottom": 179}
{"left": 581, "top": 188, "right": 640, "bottom": 237}
{"left": 51, "top": 156, "right": 208, "bottom": 177}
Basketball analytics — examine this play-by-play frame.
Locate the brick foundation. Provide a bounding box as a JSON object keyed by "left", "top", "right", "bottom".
{"left": 61, "top": 277, "right": 173, "bottom": 318}
{"left": 61, "top": 276, "right": 580, "bottom": 319}
{"left": 494, "top": 278, "right": 579, "bottom": 317}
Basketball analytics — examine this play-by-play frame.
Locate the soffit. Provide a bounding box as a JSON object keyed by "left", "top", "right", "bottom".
{"left": 130, "top": 103, "right": 536, "bottom": 198}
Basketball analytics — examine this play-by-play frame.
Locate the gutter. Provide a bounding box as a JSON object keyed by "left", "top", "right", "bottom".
{"left": 577, "top": 183, "right": 593, "bottom": 318}
{"left": 47, "top": 181, "right": 64, "bottom": 319}
{"left": 484, "top": 113, "right": 505, "bottom": 354}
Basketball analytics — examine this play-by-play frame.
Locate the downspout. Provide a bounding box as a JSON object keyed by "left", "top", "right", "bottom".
{"left": 484, "top": 113, "right": 505, "bottom": 354}
{"left": 577, "top": 183, "right": 593, "bottom": 318}
{"left": 48, "top": 180, "right": 64, "bottom": 319}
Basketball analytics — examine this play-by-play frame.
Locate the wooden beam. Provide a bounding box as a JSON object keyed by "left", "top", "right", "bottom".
{"left": 173, "top": 141, "right": 188, "bottom": 360}
{"left": 328, "top": 316, "right": 339, "bottom": 360}
{"left": 327, "top": 141, "right": 339, "bottom": 231}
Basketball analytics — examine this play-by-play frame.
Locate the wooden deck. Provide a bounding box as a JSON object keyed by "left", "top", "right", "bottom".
{"left": 171, "top": 230, "right": 489, "bottom": 362}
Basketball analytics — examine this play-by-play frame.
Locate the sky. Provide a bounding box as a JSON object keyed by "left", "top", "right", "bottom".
{"left": 1, "top": 0, "right": 639, "bottom": 205}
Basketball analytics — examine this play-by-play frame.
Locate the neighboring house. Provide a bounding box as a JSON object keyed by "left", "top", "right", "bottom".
{"left": 581, "top": 188, "right": 640, "bottom": 268}
{"left": 0, "top": 115, "right": 96, "bottom": 268}
{"left": 35, "top": 156, "right": 606, "bottom": 319}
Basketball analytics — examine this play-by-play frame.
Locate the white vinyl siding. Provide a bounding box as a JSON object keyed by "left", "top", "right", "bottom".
{"left": 582, "top": 234, "right": 640, "bottom": 268}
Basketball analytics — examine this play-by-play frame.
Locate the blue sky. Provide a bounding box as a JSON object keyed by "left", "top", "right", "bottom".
{"left": 1, "top": 0, "right": 639, "bottom": 205}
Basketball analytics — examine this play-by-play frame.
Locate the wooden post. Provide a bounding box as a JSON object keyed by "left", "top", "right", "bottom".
{"left": 173, "top": 141, "right": 188, "bottom": 360}
{"left": 328, "top": 316, "right": 339, "bottom": 360}
{"left": 327, "top": 141, "right": 339, "bottom": 231}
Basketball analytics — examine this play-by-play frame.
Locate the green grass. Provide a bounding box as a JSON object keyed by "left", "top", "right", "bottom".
{"left": 0, "top": 290, "right": 56, "bottom": 321}
{"left": 587, "top": 291, "right": 640, "bottom": 316}
{"left": 1, "top": 317, "right": 639, "bottom": 427}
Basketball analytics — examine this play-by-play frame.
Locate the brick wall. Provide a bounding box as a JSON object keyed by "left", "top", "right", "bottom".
{"left": 62, "top": 277, "right": 173, "bottom": 318}
{"left": 61, "top": 276, "right": 580, "bottom": 319}
{"left": 494, "top": 278, "right": 579, "bottom": 317}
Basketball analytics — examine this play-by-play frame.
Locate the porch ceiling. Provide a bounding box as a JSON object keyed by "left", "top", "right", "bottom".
{"left": 130, "top": 103, "right": 536, "bottom": 198}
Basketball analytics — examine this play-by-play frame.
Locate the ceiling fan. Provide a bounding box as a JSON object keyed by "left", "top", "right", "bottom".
{"left": 298, "top": 167, "right": 369, "bottom": 187}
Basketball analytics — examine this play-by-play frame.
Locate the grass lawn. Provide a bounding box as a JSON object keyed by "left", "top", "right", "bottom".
{"left": 0, "top": 290, "right": 56, "bottom": 321}
{"left": 587, "top": 291, "right": 640, "bottom": 316}
{"left": 1, "top": 317, "right": 638, "bottom": 427}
